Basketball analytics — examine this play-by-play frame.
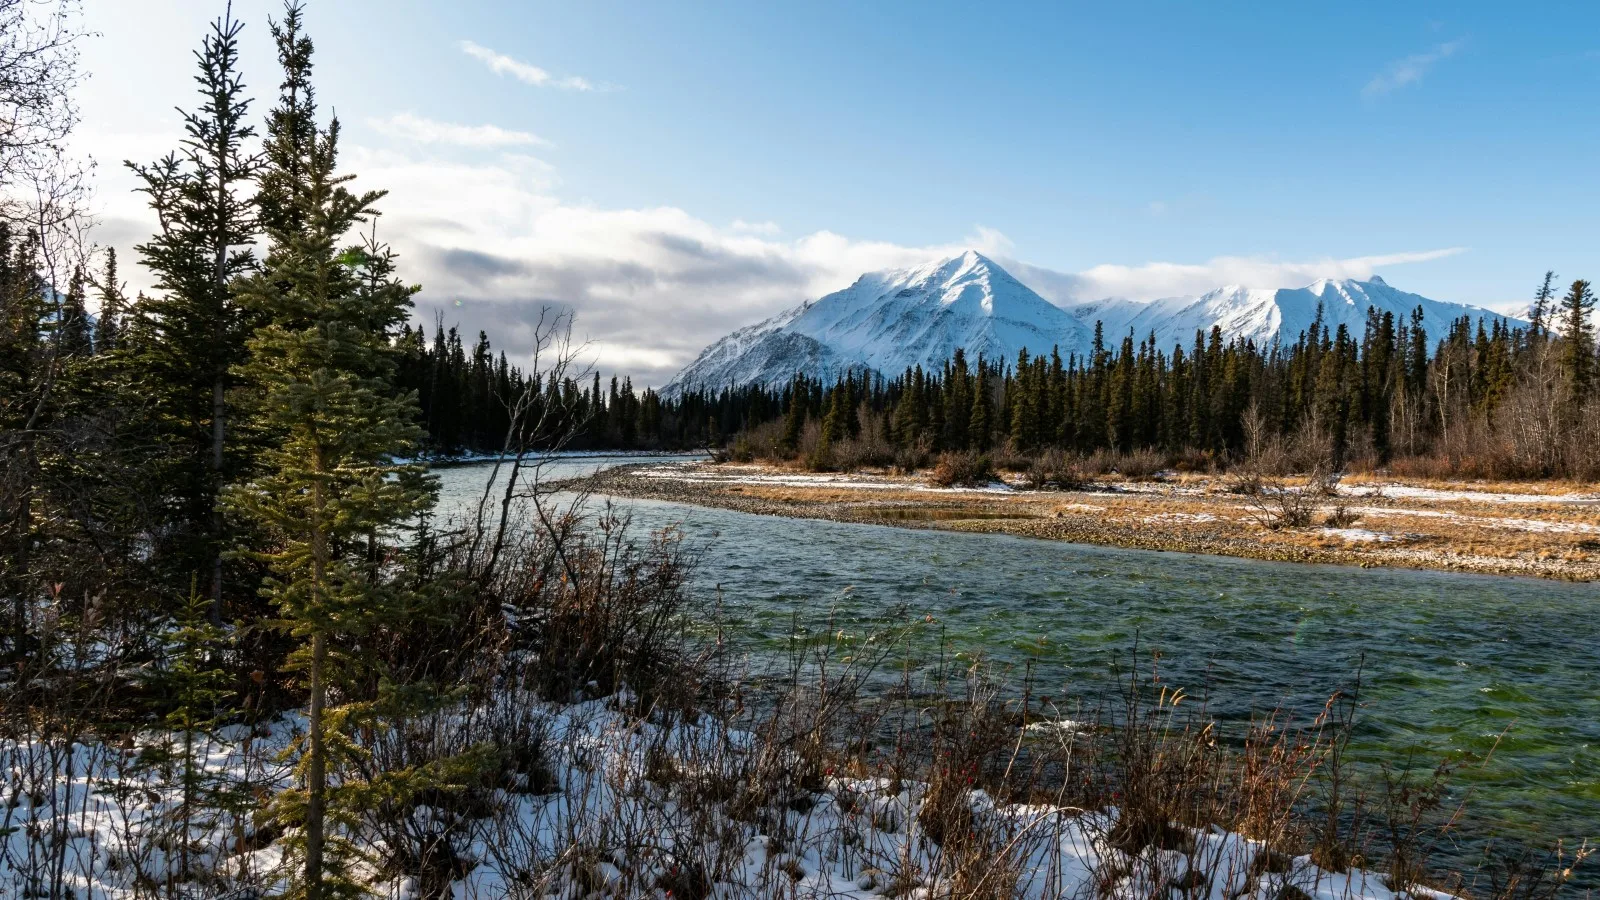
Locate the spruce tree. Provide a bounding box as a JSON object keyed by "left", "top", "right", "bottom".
{"left": 1530, "top": 270, "right": 1557, "bottom": 338}
{"left": 968, "top": 365, "right": 991, "bottom": 450}
{"left": 57, "top": 264, "right": 92, "bottom": 357}
{"left": 1559, "top": 279, "right": 1595, "bottom": 405}
{"left": 781, "top": 374, "right": 805, "bottom": 454}
{"left": 126, "top": 7, "right": 260, "bottom": 619}
{"left": 229, "top": 15, "right": 435, "bottom": 894}
{"left": 92, "top": 247, "right": 126, "bottom": 353}
{"left": 0, "top": 225, "right": 48, "bottom": 651}
{"left": 116, "top": 580, "right": 247, "bottom": 886}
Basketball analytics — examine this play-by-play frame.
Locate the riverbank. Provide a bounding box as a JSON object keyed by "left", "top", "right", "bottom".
{"left": 567, "top": 461, "right": 1600, "bottom": 582}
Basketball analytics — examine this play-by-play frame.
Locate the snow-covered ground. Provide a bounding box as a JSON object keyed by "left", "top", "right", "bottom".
{"left": 1319, "top": 527, "right": 1401, "bottom": 543}
{"left": 2, "top": 692, "right": 1454, "bottom": 899}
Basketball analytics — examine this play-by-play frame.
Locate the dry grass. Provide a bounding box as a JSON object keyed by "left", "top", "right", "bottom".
{"left": 628, "top": 462, "right": 1600, "bottom": 580}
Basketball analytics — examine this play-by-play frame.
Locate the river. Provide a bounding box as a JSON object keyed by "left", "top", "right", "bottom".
{"left": 434, "top": 455, "right": 1600, "bottom": 871}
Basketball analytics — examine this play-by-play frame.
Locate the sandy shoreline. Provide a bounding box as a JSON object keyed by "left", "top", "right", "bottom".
{"left": 564, "top": 461, "right": 1600, "bottom": 582}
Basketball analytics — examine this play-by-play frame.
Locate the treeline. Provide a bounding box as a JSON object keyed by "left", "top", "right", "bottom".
{"left": 723, "top": 277, "right": 1600, "bottom": 480}
{"left": 393, "top": 322, "right": 736, "bottom": 454}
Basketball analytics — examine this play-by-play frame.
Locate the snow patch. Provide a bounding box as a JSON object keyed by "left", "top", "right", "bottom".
{"left": 1320, "top": 527, "right": 1399, "bottom": 543}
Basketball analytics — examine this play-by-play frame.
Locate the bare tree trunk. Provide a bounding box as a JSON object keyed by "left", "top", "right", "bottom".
{"left": 209, "top": 173, "right": 228, "bottom": 623}
{"left": 211, "top": 371, "right": 224, "bottom": 623}
{"left": 305, "top": 468, "right": 328, "bottom": 900}
{"left": 305, "top": 629, "right": 326, "bottom": 900}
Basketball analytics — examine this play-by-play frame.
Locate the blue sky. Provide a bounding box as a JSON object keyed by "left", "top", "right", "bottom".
{"left": 79, "top": 1, "right": 1600, "bottom": 383}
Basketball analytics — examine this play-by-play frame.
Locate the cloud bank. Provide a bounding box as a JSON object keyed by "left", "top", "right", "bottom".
{"left": 85, "top": 129, "right": 1467, "bottom": 390}
{"left": 337, "top": 144, "right": 1465, "bottom": 387}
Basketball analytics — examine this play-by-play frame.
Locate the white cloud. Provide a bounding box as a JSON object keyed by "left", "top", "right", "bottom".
{"left": 339, "top": 145, "right": 1465, "bottom": 386}
{"left": 1364, "top": 40, "right": 1464, "bottom": 96}
{"left": 458, "top": 40, "right": 601, "bottom": 91}
{"left": 85, "top": 134, "right": 1468, "bottom": 388}
{"left": 368, "top": 112, "right": 550, "bottom": 148}
{"left": 337, "top": 146, "right": 1015, "bottom": 385}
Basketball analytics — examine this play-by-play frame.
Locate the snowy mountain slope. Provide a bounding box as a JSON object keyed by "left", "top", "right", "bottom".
{"left": 1065, "top": 275, "right": 1520, "bottom": 352}
{"left": 663, "top": 251, "right": 1092, "bottom": 394}
{"left": 665, "top": 253, "right": 1522, "bottom": 394}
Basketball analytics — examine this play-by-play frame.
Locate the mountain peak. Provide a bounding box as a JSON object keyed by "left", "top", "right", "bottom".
{"left": 909, "top": 249, "right": 998, "bottom": 283}
{"left": 665, "top": 250, "right": 1089, "bottom": 394}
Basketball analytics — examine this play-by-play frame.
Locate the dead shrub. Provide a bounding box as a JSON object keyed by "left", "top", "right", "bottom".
{"left": 1244, "top": 477, "right": 1318, "bottom": 529}
{"left": 1323, "top": 502, "right": 1360, "bottom": 529}
{"left": 928, "top": 451, "right": 994, "bottom": 487}
{"left": 985, "top": 443, "right": 1031, "bottom": 474}
{"left": 893, "top": 444, "right": 931, "bottom": 474}
{"left": 1113, "top": 447, "right": 1168, "bottom": 480}
{"left": 1022, "top": 449, "right": 1084, "bottom": 490}
{"left": 482, "top": 504, "right": 702, "bottom": 708}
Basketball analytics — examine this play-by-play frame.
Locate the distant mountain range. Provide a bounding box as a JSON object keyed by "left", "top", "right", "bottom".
{"left": 663, "top": 251, "right": 1519, "bottom": 395}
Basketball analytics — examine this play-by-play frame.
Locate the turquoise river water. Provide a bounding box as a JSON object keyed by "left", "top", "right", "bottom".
{"left": 434, "top": 456, "right": 1599, "bottom": 874}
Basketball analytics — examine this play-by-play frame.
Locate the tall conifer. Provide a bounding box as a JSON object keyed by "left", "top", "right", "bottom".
{"left": 229, "top": 9, "right": 435, "bottom": 894}
{"left": 127, "top": 7, "right": 260, "bottom": 619}
{"left": 1559, "top": 279, "right": 1595, "bottom": 405}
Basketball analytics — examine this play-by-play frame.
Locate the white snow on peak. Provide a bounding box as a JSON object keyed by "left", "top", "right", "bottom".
{"left": 1066, "top": 275, "right": 1519, "bottom": 354}
{"left": 665, "top": 256, "right": 1523, "bottom": 395}
{"left": 664, "top": 250, "right": 1091, "bottom": 395}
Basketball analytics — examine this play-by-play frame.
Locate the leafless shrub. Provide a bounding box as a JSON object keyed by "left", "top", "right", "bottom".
{"left": 1022, "top": 449, "right": 1084, "bottom": 490}
{"left": 1324, "top": 501, "right": 1361, "bottom": 529}
{"left": 1475, "top": 842, "right": 1594, "bottom": 900}
{"left": 928, "top": 451, "right": 994, "bottom": 487}
{"left": 1080, "top": 448, "right": 1169, "bottom": 481}
{"left": 985, "top": 443, "right": 1031, "bottom": 473}
{"left": 893, "top": 443, "right": 931, "bottom": 474}
{"left": 1377, "top": 755, "right": 1462, "bottom": 897}
{"left": 1243, "top": 477, "right": 1319, "bottom": 529}
{"left": 1114, "top": 448, "right": 1168, "bottom": 481}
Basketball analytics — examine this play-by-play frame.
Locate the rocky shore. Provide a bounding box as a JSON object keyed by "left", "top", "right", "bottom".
{"left": 563, "top": 463, "right": 1600, "bottom": 582}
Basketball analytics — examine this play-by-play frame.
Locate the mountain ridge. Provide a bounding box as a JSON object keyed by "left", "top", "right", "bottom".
{"left": 663, "top": 251, "right": 1520, "bottom": 395}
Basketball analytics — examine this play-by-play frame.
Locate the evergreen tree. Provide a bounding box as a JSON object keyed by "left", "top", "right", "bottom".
{"left": 257, "top": 2, "right": 316, "bottom": 242}
{"left": 1530, "top": 270, "right": 1557, "bottom": 338}
{"left": 968, "top": 364, "right": 991, "bottom": 450}
{"left": 1559, "top": 279, "right": 1596, "bottom": 404}
{"left": 126, "top": 7, "right": 260, "bottom": 619}
{"left": 229, "top": 18, "right": 435, "bottom": 895}
{"left": 0, "top": 225, "right": 50, "bottom": 650}
{"left": 93, "top": 247, "right": 126, "bottom": 353}
{"left": 1009, "top": 348, "right": 1033, "bottom": 450}
{"left": 118, "top": 580, "right": 248, "bottom": 886}
{"left": 781, "top": 374, "right": 804, "bottom": 453}
{"left": 58, "top": 264, "right": 92, "bottom": 357}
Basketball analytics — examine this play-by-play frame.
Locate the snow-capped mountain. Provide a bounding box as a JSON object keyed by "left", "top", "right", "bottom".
{"left": 664, "top": 251, "right": 1092, "bottom": 394}
{"left": 664, "top": 252, "right": 1521, "bottom": 394}
{"left": 1068, "top": 275, "right": 1519, "bottom": 353}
